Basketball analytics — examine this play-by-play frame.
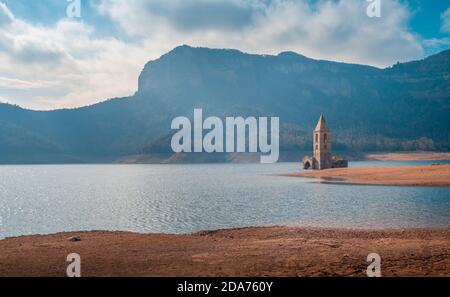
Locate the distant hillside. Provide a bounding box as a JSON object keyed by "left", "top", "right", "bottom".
{"left": 0, "top": 45, "right": 449, "bottom": 163}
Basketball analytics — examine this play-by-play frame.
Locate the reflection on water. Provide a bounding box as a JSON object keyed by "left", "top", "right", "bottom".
{"left": 0, "top": 161, "right": 449, "bottom": 238}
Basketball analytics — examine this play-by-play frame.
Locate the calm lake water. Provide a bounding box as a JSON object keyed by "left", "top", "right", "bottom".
{"left": 0, "top": 161, "right": 449, "bottom": 239}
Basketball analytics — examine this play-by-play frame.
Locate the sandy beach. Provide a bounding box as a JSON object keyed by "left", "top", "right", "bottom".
{"left": 363, "top": 152, "right": 450, "bottom": 161}
{"left": 0, "top": 227, "right": 448, "bottom": 277}
{"left": 284, "top": 164, "right": 450, "bottom": 187}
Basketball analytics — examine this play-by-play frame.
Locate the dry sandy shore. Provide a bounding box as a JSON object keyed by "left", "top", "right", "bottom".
{"left": 284, "top": 164, "right": 450, "bottom": 187}
{"left": 364, "top": 151, "right": 450, "bottom": 161}
{"left": 0, "top": 227, "right": 449, "bottom": 277}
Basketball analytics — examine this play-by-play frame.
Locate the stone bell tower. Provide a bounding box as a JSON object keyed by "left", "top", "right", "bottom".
{"left": 302, "top": 113, "right": 348, "bottom": 170}
{"left": 313, "top": 114, "right": 332, "bottom": 170}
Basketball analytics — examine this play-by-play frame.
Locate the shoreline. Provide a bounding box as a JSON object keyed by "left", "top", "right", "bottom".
{"left": 2, "top": 151, "right": 448, "bottom": 165}
{"left": 361, "top": 151, "right": 450, "bottom": 161}
{"left": 0, "top": 226, "right": 449, "bottom": 277}
{"left": 283, "top": 164, "right": 450, "bottom": 187}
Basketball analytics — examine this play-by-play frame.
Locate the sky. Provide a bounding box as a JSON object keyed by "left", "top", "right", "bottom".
{"left": 0, "top": 0, "right": 449, "bottom": 110}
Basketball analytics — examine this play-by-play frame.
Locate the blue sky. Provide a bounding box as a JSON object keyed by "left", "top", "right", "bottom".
{"left": 404, "top": 0, "right": 450, "bottom": 54}
{"left": 3, "top": 0, "right": 449, "bottom": 54}
{"left": 1, "top": 0, "right": 121, "bottom": 38}
{"left": 0, "top": 0, "right": 449, "bottom": 110}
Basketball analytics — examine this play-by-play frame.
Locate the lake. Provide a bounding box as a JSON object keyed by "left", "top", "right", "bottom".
{"left": 0, "top": 161, "right": 449, "bottom": 239}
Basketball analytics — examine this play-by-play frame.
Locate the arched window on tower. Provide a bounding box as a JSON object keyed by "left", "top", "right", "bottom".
{"left": 315, "top": 134, "right": 318, "bottom": 142}
{"left": 324, "top": 133, "right": 327, "bottom": 141}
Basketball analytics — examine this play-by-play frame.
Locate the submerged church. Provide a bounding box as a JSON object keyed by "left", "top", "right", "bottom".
{"left": 302, "top": 114, "right": 348, "bottom": 170}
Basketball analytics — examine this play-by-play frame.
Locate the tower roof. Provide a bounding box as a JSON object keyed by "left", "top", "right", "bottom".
{"left": 314, "top": 113, "right": 330, "bottom": 132}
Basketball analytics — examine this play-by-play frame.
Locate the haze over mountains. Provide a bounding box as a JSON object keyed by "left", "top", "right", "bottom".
{"left": 0, "top": 45, "right": 449, "bottom": 163}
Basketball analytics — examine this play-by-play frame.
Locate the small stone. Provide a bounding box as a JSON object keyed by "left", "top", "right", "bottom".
{"left": 68, "top": 236, "right": 81, "bottom": 242}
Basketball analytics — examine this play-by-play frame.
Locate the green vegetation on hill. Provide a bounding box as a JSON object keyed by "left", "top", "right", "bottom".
{"left": 0, "top": 45, "right": 449, "bottom": 163}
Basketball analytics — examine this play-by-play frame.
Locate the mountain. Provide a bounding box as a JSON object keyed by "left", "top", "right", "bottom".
{"left": 1, "top": 45, "right": 449, "bottom": 163}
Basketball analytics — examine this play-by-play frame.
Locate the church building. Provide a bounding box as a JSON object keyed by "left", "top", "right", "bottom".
{"left": 302, "top": 114, "right": 348, "bottom": 170}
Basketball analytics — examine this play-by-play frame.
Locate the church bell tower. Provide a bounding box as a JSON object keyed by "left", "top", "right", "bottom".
{"left": 313, "top": 114, "right": 332, "bottom": 170}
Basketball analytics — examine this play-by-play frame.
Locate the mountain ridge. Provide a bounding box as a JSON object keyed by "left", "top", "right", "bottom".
{"left": 0, "top": 45, "right": 449, "bottom": 163}
{"left": 5, "top": 45, "right": 449, "bottom": 112}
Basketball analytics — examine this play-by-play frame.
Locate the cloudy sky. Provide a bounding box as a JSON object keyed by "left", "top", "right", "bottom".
{"left": 0, "top": 0, "right": 449, "bottom": 110}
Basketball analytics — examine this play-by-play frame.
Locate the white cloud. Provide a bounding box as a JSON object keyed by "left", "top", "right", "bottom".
{"left": 441, "top": 8, "right": 450, "bottom": 33}
{"left": 0, "top": 7, "right": 153, "bottom": 110}
{"left": 423, "top": 37, "right": 450, "bottom": 54}
{"left": 0, "top": 95, "right": 9, "bottom": 104}
{"left": 0, "top": 2, "right": 13, "bottom": 25}
{"left": 0, "top": 0, "right": 426, "bottom": 110}
{"left": 97, "top": 0, "right": 424, "bottom": 67}
{"left": 0, "top": 76, "right": 59, "bottom": 89}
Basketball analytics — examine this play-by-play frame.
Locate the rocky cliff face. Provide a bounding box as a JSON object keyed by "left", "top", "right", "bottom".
{"left": 0, "top": 46, "right": 449, "bottom": 163}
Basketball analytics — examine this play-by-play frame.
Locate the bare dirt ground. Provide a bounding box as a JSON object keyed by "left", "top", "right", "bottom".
{"left": 363, "top": 151, "right": 450, "bottom": 161}
{"left": 285, "top": 164, "right": 450, "bottom": 187}
{"left": 0, "top": 227, "right": 449, "bottom": 277}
